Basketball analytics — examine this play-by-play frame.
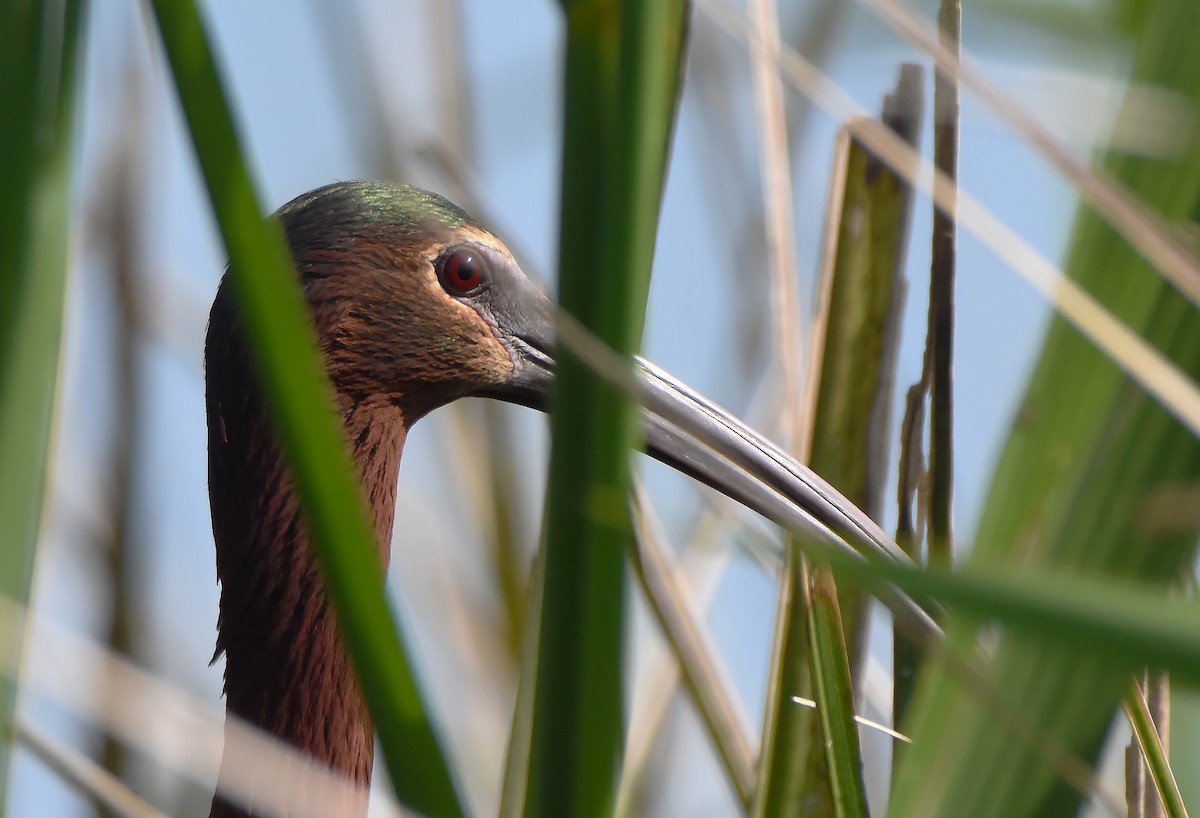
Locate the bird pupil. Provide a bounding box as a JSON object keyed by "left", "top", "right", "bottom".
{"left": 440, "top": 249, "right": 485, "bottom": 295}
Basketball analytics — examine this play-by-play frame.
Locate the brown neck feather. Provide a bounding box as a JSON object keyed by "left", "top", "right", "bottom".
{"left": 206, "top": 323, "right": 406, "bottom": 818}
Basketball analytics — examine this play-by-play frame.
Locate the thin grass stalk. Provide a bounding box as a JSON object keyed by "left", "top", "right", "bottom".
{"left": 522, "top": 2, "right": 686, "bottom": 816}
{"left": 745, "top": 0, "right": 824, "bottom": 811}
{"left": 97, "top": 81, "right": 146, "bottom": 815}
{"left": 893, "top": 0, "right": 957, "bottom": 759}
{"left": 498, "top": 553, "right": 544, "bottom": 818}
{"left": 428, "top": 0, "right": 472, "bottom": 169}
{"left": 783, "top": 0, "right": 848, "bottom": 149}
{"left": 1125, "top": 681, "right": 1188, "bottom": 818}
{"left": 891, "top": 387, "right": 923, "bottom": 729}
{"left": 617, "top": 509, "right": 738, "bottom": 816}
{"left": 924, "top": 0, "right": 958, "bottom": 567}
{"left": 871, "top": 66, "right": 925, "bottom": 741}
{"left": 748, "top": 0, "right": 803, "bottom": 449}
{"left": 313, "top": 3, "right": 532, "bottom": 668}
{"left": 628, "top": 485, "right": 756, "bottom": 810}
{"left": 145, "top": 4, "right": 466, "bottom": 815}
{"left": 1144, "top": 675, "right": 1171, "bottom": 818}
{"left": 425, "top": 0, "right": 533, "bottom": 664}
{"left": 0, "top": 0, "right": 84, "bottom": 808}
{"left": 1127, "top": 673, "right": 1151, "bottom": 818}
{"left": 688, "top": 22, "right": 774, "bottom": 389}
{"left": 754, "top": 559, "right": 814, "bottom": 818}
{"left": 309, "top": 0, "right": 413, "bottom": 181}
{"left": 16, "top": 721, "right": 168, "bottom": 818}
{"left": 444, "top": 402, "right": 531, "bottom": 660}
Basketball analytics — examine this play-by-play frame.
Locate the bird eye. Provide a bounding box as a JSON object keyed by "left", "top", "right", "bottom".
{"left": 438, "top": 248, "right": 489, "bottom": 296}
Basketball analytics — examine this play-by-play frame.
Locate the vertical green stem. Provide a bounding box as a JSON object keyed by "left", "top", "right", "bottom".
{"left": 0, "top": 1, "right": 84, "bottom": 809}
{"left": 523, "top": 3, "right": 686, "bottom": 816}
{"left": 804, "top": 566, "right": 868, "bottom": 818}
{"left": 926, "top": 0, "right": 960, "bottom": 567}
{"left": 146, "top": 3, "right": 466, "bottom": 815}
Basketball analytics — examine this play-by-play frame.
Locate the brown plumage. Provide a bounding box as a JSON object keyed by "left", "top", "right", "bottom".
{"left": 205, "top": 182, "right": 524, "bottom": 817}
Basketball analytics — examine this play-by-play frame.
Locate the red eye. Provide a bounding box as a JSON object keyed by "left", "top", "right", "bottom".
{"left": 439, "top": 249, "right": 487, "bottom": 295}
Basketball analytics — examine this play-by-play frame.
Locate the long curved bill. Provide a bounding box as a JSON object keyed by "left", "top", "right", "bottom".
{"left": 628, "top": 358, "right": 939, "bottom": 644}
{"left": 475, "top": 280, "right": 939, "bottom": 644}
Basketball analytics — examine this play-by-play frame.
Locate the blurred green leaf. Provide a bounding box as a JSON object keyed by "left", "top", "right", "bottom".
{"left": 972, "top": 0, "right": 1147, "bottom": 39}
{"left": 889, "top": 0, "right": 1200, "bottom": 813}
{"left": 1168, "top": 690, "right": 1200, "bottom": 811}
{"left": 835, "top": 561, "right": 1200, "bottom": 684}
{"left": 145, "top": 3, "right": 465, "bottom": 816}
{"left": 522, "top": 2, "right": 686, "bottom": 817}
{"left": 0, "top": 0, "right": 84, "bottom": 810}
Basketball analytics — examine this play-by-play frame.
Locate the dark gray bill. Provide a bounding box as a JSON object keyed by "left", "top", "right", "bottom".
{"left": 474, "top": 283, "right": 940, "bottom": 644}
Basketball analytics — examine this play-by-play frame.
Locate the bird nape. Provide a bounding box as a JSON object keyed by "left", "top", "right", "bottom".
{"left": 204, "top": 181, "right": 930, "bottom": 818}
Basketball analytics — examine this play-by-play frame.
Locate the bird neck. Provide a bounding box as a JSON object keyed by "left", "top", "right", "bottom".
{"left": 207, "top": 395, "right": 406, "bottom": 818}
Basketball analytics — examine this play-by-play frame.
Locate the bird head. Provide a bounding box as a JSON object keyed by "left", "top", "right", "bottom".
{"left": 208, "top": 180, "right": 936, "bottom": 642}
{"left": 273, "top": 181, "right": 553, "bottom": 423}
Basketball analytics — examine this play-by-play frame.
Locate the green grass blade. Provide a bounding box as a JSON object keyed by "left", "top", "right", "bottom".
{"left": 499, "top": 554, "right": 543, "bottom": 818}
{"left": 144, "top": 4, "right": 465, "bottom": 816}
{"left": 803, "top": 566, "right": 869, "bottom": 818}
{"left": 1125, "top": 683, "right": 1188, "bottom": 818}
{"left": 628, "top": 485, "right": 756, "bottom": 809}
{"left": 758, "top": 543, "right": 1200, "bottom": 727}
{"left": 756, "top": 70, "right": 918, "bottom": 818}
{"left": 829, "top": 562, "right": 1200, "bottom": 684}
{"left": 0, "top": 0, "right": 84, "bottom": 809}
{"left": 888, "top": 1, "right": 1200, "bottom": 814}
{"left": 799, "top": 109, "right": 918, "bottom": 817}
{"left": 754, "top": 557, "right": 816, "bottom": 818}
{"left": 924, "top": 0, "right": 959, "bottom": 569}
{"left": 522, "top": 3, "right": 686, "bottom": 816}
{"left": 595, "top": 507, "right": 1200, "bottom": 696}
